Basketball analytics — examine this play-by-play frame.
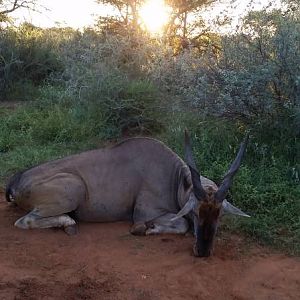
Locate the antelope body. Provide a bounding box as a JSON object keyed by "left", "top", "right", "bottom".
{"left": 6, "top": 134, "right": 249, "bottom": 256}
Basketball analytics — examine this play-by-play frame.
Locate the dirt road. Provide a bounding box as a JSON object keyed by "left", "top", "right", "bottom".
{"left": 0, "top": 195, "right": 299, "bottom": 300}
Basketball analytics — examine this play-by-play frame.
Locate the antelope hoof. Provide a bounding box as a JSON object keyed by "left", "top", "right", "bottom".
{"left": 64, "top": 224, "right": 78, "bottom": 235}
{"left": 130, "top": 223, "right": 147, "bottom": 236}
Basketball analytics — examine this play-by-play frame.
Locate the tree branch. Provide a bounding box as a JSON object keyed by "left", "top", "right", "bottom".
{"left": 0, "top": 0, "right": 36, "bottom": 16}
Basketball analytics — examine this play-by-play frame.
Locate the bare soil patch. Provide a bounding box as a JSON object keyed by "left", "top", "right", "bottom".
{"left": 0, "top": 194, "right": 299, "bottom": 300}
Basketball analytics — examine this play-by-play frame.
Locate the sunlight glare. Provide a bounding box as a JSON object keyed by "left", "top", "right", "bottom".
{"left": 139, "top": 0, "right": 171, "bottom": 34}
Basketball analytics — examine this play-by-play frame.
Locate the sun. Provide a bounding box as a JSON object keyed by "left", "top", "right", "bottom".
{"left": 139, "top": 0, "right": 171, "bottom": 34}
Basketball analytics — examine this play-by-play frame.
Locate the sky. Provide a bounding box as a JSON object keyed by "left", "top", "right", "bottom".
{"left": 10, "top": 0, "right": 282, "bottom": 30}
{"left": 201, "top": 0, "right": 282, "bottom": 31}
{"left": 11, "top": 0, "right": 106, "bottom": 28}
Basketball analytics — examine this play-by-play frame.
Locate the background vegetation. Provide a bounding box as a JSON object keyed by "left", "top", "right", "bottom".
{"left": 0, "top": 0, "right": 299, "bottom": 254}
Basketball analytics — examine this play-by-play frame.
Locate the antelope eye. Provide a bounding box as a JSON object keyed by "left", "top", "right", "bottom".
{"left": 149, "top": 223, "right": 155, "bottom": 229}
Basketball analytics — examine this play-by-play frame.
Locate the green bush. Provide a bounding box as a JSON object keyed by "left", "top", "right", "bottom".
{"left": 148, "top": 9, "right": 300, "bottom": 135}
{"left": 81, "top": 76, "right": 164, "bottom": 138}
{"left": 0, "top": 24, "right": 64, "bottom": 101}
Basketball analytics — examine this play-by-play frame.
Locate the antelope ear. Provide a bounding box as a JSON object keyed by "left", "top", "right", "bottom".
{"left": 222, "top": 199, "right": 250, "bottom": 217}
{"left": 171, "top": 194, "right": 196, "bottom": 221}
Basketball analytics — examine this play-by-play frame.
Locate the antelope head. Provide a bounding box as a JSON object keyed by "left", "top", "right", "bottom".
{"left": 173, "top": 130, "right": 250, "bottom": 257}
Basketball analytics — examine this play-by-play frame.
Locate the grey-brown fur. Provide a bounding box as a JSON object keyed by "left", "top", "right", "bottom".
{"left": 6, "top": 138, "right": 194, "bottom": 235}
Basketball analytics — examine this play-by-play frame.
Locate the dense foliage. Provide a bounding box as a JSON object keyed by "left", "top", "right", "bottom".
{"left": 0, "top": 23, "right": 64, "bottom": 100}
{"left": 0, "top": 4, "right": 299, "bottom": 254}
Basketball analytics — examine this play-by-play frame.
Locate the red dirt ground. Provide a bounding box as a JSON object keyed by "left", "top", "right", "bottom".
{"left": 0, "top": 194, "right": 299, "bottom": 300}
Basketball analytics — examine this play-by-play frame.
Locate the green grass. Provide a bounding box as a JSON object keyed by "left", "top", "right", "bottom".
{"left": 0, "top": 90, "right": 105, "bottom": 183}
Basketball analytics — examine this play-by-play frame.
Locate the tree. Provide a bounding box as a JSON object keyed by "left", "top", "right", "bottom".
{"left": 165, "top": 0, "right": 215, "bottom": 38}
{"left": 97, "top": 0, "right": 217, "bottom": 36}
{"left": 97, "top": 0, "right": 218, "bottom": 54}
{"left": 162, "top": 0, "right": 218, "bottom": 53}
{"left": 0, "top": 0, "right": 37, "bottom": 22}
{"left": 96, "top": 0, "right": 145, "bottom": 32}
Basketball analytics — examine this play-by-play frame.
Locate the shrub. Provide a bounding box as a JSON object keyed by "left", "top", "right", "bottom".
{"left": 80, "top": 75, "right": 164, "bottom": 138}
{"left": 0, "top": 24, "right": 64, "bottom": 101}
